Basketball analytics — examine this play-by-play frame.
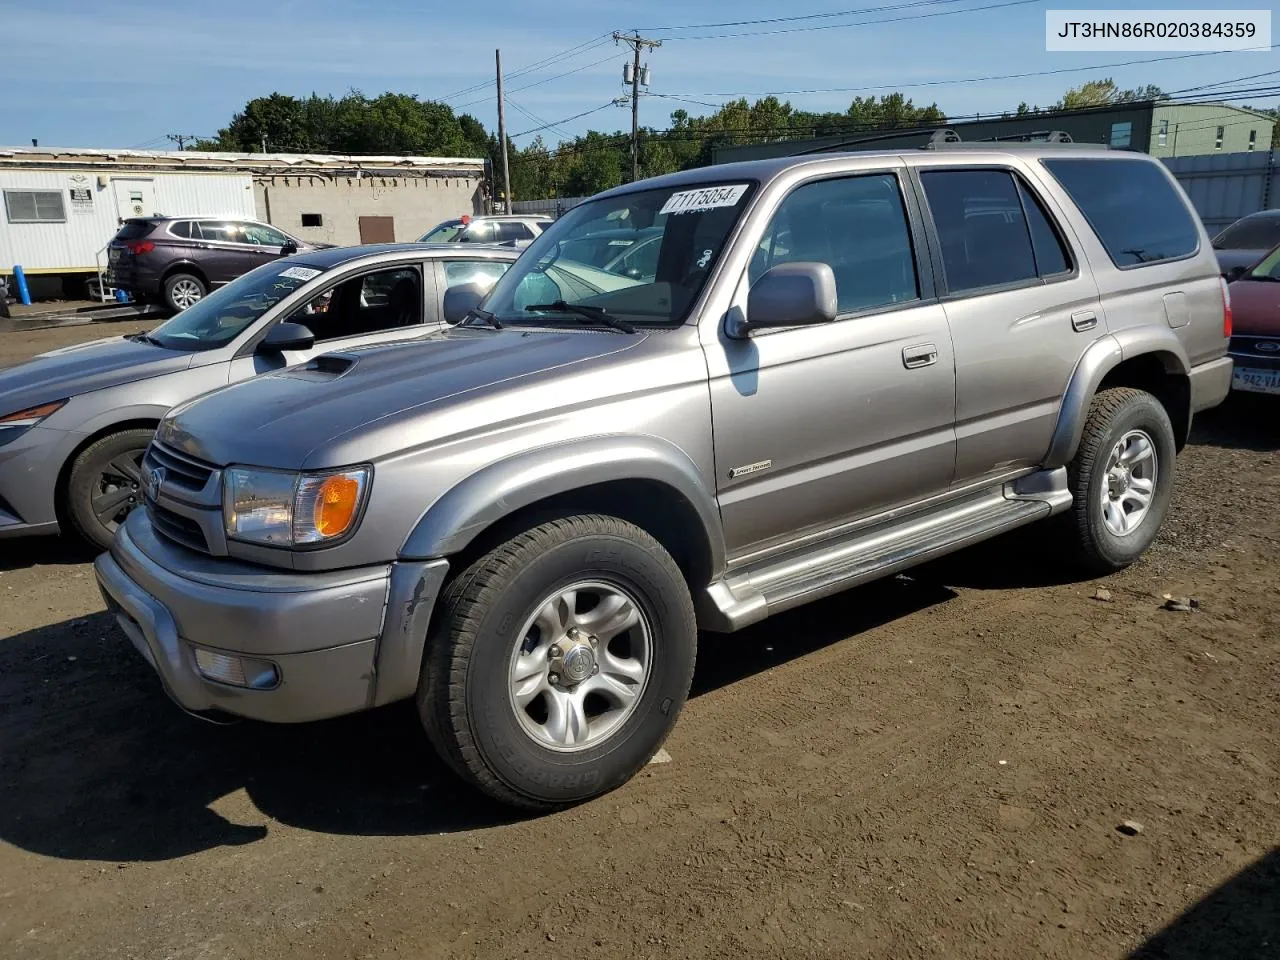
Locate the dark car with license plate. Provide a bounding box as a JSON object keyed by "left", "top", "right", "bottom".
{"left": 106, "top": 217, "right": 332, "bottom": 313}
{"left": 1227, "top": 242, "right": 1280, "bottom": 395}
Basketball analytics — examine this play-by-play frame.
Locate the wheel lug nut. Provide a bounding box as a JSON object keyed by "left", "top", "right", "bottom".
{"left": 549, "top": 673, "right": 560, "bottom": 685}
{"left": 549, "top": 645, "right": 562, "bottom": 658}
{"left": 592, "top": 664, "right": 599, "bottom": 675}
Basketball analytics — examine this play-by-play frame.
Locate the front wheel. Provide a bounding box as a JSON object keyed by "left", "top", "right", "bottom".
{"left": 64, "top": 428, "right": 154, "bottom": 551}
{"left": 1063, "top": 387, "right": 1176, "bottom": 574}
{"left": 419, "top": 515, "right": 697, "bottom": 809}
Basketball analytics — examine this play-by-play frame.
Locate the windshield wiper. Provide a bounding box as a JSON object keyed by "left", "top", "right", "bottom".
{"left": 126, "top": 332, "right": 163, "bottom": 346}
{"left": 463, "top": 306, "right": 503, "bottom": 330}
{"left": 524, "top": 301, "right": 636, "bottom": 334}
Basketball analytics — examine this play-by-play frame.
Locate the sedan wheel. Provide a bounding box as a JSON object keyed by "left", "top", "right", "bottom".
{"left": 65, "top": 428, "right": 155, "bottom": 550}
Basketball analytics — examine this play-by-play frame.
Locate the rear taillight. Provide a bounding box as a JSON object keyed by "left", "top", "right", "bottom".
{"left": 124, "top": 240, "right": 155, "bottom": 254}
{"left": 1219, "top": 276, "right": 1233, "bottom": 338}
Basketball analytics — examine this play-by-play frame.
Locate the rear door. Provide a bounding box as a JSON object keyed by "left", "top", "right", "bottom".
{"left": 912, "top": 161, "right": 1104, "bottom": 486}
{"left": 195, "top": 220, "right": 254, "bottom": 285}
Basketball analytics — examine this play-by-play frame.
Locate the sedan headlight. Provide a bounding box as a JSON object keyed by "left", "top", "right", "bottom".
{"left": 223, "top": 466, "right": 370, "bottom": 547}
{"left": 0, "top": 400, "right": 67, "bottom": 447}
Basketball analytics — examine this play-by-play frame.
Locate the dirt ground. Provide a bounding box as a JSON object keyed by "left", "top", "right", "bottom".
{"left": 0, "top": 323, "right": 1276, "bottom": 960}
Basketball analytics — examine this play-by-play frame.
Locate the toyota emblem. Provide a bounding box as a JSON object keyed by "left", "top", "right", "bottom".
{"left": 145, "top": 466, "right": 165, "bottom": 502}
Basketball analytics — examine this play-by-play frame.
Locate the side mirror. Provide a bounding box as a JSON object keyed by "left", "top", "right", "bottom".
{"left": 727, "top": 262, "right": 838, "bottom": 338}
{"left": 259, "top": 321, "right": 315, "bottom": 352}
{"left": 443, "top": 282, "right": 486, "bottom": 325}
{"left": 1225, "top": 264, "right": 1247, "bottom": 282}
{"left": 281, "top": 239, "right": 299, "bottom": 256}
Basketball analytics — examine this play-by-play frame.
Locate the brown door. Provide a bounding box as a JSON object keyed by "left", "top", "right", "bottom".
{"left": 358, "top": 216, "right": 396, "bottom": 244}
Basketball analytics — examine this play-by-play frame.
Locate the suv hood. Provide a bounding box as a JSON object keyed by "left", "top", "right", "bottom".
{"left": 0, "top": 335, "right": 192, "bottom": 418}
{"left": 159, "top": 327, "right": 643, "bottom": 469}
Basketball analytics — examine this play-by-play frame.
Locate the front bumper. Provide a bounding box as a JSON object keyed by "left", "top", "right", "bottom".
{"left": 94, "top": 510, "right": 448, "bottom": 723}
{"left": 0, "top": 424, "right": 80, "bottom": 538}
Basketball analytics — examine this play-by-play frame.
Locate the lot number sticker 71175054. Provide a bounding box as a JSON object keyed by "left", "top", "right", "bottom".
{"left": 659, "top": 184, "right": 749, "bottom": 216}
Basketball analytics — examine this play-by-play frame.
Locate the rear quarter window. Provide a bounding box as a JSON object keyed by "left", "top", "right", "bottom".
{"left": 115, "top": 220, "right": 154, "bottom": 240}
{"left": 1042, "top": 158, "right": 1199, "bottom": 268}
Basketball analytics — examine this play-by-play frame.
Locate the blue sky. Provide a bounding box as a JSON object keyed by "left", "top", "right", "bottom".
{"left": 0, "top": 0, "right": 1275, "bottom": 150}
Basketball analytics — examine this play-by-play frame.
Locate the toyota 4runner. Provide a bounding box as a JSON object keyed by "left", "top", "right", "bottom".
{"left": 95, "top": 145, "right": 1233, "bottom": 809}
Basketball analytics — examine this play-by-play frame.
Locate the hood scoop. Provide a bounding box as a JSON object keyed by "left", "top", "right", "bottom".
{"left": 280, "top": 353, "right": 358, "bottom": 381}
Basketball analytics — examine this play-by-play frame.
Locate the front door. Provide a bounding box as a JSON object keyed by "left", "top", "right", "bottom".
{"left": 227, "top": 263, "right": 432, "bottom": 382}
{"left": 705, "top": 170, "right": 958, "bottom": 561}
{"left": 112, "top": 179, "right": 155, "bottom": 221}
{"left": 913, "top": 164, "right": 1106, "bottom": 485}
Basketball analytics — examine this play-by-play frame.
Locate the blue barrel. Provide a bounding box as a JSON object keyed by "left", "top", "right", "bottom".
{"left": 12, "top": 265, "right": 31, "bottom": 305}
{"left": 115, "top": 287, "right": 130, "bottom": 303}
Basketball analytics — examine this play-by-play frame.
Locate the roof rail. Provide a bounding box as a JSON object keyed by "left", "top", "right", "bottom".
{"left": 923, "top": 135, "right": 1105, "bottom": 151}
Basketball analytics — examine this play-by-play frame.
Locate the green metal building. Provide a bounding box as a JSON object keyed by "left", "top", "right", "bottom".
{"left": 1148, "top": 103, "right": 1275, "bottom": 159}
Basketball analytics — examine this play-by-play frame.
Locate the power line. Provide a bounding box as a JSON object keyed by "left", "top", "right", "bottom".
{"left": 508, "top": 101, "right": 625, "bottom": 139}
{"left": 655, "top": 0, "right": 1046, "bottom": 40}
{"left": 433, "top": 33, "right": 615, "bottom": 104}
{"left": 507, "top": 98, "right": 576, "bottom": 141}
{"left": 639, "top": 0, "right": 971, "bottom": 31}
{"left": 665, "top": 44, "right": 1280, "bottom": 99}
{"left": 453, "top": 52, "right": 620, "bottom": 109}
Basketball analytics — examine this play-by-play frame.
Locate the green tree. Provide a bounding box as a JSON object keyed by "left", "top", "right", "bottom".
{"left": 1055, "top": 79, "right": 1167, "bottom": 110}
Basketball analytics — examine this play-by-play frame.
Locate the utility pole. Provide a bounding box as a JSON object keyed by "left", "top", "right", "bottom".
{"left": 613, "top": 31, "right": 661, "bottom": 182}
{"left": 165, "top": 134, "right": 199, "bottom": 150}
{"left": 496, "top": 48, "right": 512, "bottom": 214}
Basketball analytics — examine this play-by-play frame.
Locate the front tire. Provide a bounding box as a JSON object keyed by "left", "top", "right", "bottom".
{"left": 163, "top": 273, "right": 205, "bottom": 312}
{"left": 1064, "top": 387, "right": 1176, "bottom": 574}
{"left": 419, "top": 515, "right": 697, "bottom": 810}
{"left": 64, "top": 428, "right": 154, "bottom": 551}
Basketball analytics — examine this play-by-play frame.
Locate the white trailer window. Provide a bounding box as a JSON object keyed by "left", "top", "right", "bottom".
{"left": 4, "top": 189, "right": 67, "bottom": 223}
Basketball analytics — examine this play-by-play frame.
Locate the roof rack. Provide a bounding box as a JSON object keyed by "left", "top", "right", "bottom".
{"left": 923, "top": 130, "right": 1104, "bottom": 150}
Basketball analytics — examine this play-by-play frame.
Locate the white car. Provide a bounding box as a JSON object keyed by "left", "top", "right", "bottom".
{"left": 418, "top": 214, "right": 554, "bottom": 248}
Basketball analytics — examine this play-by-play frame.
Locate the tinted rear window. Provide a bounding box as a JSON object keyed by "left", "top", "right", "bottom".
{"left": 115, "top": 220, "right": 154, "bottom": 240}
{"left": 1042, "top": 158, "right": 1199, "bottom": 267}
{"left": 1213, "top": 216, "right": 1280, "bottom": 251}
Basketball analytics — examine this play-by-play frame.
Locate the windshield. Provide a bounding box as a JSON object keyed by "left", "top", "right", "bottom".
{"left": 147, "top": 261, "right": 321, "bottom": 351}
{"left": 1214, "top": 217, "right": 1280, "bottom": 250}
{"left": 1245, "top": 244, "right": 1280, "bottom": 280}
{"left": 419, "top": 219, "right": 464, "bottom": 243}
{"left": 474, "top": 181, "right": 756, "bottom": 326}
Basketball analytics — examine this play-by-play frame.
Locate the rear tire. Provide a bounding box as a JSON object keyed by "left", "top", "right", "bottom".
{"left": 419, "top": 515, "right": 697, "bottom": 810}
{"left": 163, "top": 273, "right": 205, "bottom": 312}
{"left": 65, "top": 428, "right": 154, "bottom": 551}
{"left": 1063, "top": 387, "right": 1176, "bottom": 574}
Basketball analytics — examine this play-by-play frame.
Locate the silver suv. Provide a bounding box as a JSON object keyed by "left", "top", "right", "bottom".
{"left": 95, "top": 145, "right": 1232, "bottom": 809}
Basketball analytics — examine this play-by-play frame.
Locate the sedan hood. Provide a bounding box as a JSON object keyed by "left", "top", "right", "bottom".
{"left": 1227, "top": 278, "right": 1280, "bottom": 336}
{"left": 159, "top": 327, "right": 642, "bottom": 469}
{"left": 0, "top": 334, "right": 192, "bottom": 418}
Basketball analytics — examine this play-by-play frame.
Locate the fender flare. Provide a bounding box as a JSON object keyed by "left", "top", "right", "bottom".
{"left": 398, "top": 434, "right": 727, "bottom": 578}
{"left": 1044, "top": 329, "right": 1190, "bottom": 468}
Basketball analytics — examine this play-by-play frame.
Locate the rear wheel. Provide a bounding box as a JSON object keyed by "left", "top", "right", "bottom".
{"left": 65, "top": 428, "right": 154, "bottom": 550}
{"left": 163, "top": 273, "right": 205, "bottom": 312}
{"left": 419, "top": 515, "right": 697, "bottom": 809}
{"left": 1063, "top": 387, "right": 1176, "bottom": 574}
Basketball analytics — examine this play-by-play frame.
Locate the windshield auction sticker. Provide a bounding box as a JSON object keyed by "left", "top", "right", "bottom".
{"left": 660, "top": 184, "right": 750, "bottom": 216}
{"left": 278, "top": 266, "right": 323, "bottom": 281}
{"left": 1046, "top": 9, "right": 1270, "bottom": 50}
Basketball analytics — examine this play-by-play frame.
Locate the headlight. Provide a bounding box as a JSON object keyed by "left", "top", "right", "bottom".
{"left": 223, "top": 465, "right": 370, "bottom": 547}
{"left": 0, "top": 400, "right": 67, "bottom": 446}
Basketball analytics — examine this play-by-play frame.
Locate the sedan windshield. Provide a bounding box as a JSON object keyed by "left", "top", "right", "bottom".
{"left": 475, "top": 181, "right": 757, "bottom": 327}
{"left": 419, "top": 219, "right": 464, "bottom": 243}
{"left": 1214, "top": 216, "right": 1280, "bottom": 251}
{"left": 147, "top": 262, "right": 321, "bottom": 351}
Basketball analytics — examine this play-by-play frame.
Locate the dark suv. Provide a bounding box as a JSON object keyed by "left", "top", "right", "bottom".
{"left": 106, "top": 217, "right": 331, "bottom": 312}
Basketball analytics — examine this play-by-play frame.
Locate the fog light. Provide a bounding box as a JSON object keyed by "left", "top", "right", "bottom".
{"left": 193, "top": 647, "right": 280, "bottom": 690}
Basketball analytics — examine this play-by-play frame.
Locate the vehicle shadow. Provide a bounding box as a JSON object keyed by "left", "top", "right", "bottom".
{"left": 1128, "top": 848, "right": 1280, "bottom": 959}
{"left": 1190, "top": 393, "right": 1279, "bottom": 452}
{"left": 0, "top": 577, "right": 954, "bottom": 863}
{"left": 0, "top": 535, "right": 94, "bottom": 573}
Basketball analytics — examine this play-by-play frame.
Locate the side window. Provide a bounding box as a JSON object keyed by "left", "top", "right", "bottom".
{"left": 750, "top": 173, "right": 919, "bottom": 314}
{"left": 443, "top": 259, "right": 510, "bottom": 292}
{"left": 497, "top": 222, "right": 534, "bottom": 241}
{"left": 459, "top": 221, "right": 495, "bottom": 243}
{"left": 198, "top": 221, "right": 239, "bottom": 244}
{"left": 170, "top": 221, "right": 191, "bottom": 239}
{"left": 921, "top": 170, "right": 1038, "bottom": 293}
{"left": 242, "top": 222, "right": 289, "bottom": 246}
{"left": 1043, "top": 158, "right": 1200, "bottom": 267}
{"left": 1016, "top": 180, "right": 1071, "bottom": 276}
{"left": 289, "top": 267, "right": 422, "bottom": 341}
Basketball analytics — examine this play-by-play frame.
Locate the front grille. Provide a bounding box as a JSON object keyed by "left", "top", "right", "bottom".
{"left": 145, "top": 442, "right": 216, "bottom": 492}
{"left": 148, "top": 503, "right": 210, "bottom": 554}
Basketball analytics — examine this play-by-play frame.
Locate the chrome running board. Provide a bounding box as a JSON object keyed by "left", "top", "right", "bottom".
{"left": 698, "top": 467, "right": 1072, "bottom": 632}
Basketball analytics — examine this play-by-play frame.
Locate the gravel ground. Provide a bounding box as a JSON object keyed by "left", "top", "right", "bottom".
{"left": 0, "top": 323, "right": 1276, "bottom": 960}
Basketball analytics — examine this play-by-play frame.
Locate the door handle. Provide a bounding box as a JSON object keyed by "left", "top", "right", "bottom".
{"left": 1071, "top": 311, "right": 1098, "bottom": 332}
{"left": 902, "top": 343, "right": 938, "bottom": 369}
